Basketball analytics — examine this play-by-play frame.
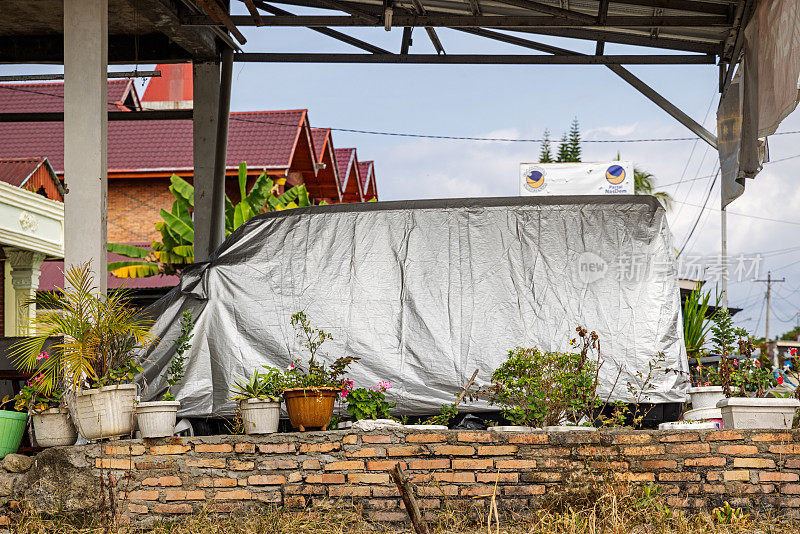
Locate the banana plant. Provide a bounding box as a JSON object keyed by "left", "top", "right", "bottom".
{"left": 108, "top": 162, "right": 311, "bottom": 278}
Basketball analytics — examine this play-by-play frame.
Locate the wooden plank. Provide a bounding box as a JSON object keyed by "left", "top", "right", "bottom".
{"left": 194, "top": 0, "right": 248, "bottom": 44}
{"left": 389, "top": 463, "right": 430, "bottom": 534}
{"left": 242, "top": 0, "right": 266, "bottom": 26}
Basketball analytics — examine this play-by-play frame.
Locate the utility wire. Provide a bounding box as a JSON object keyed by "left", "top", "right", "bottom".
{"left": 676, "top": 166, "right": 719, "bottom": 257}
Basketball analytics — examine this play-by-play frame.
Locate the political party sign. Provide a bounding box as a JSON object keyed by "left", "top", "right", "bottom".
{"left": 520, "top": 161, "right": 634, "bottom": 196}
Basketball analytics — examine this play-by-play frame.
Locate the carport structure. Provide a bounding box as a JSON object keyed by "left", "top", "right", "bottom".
{"left": 0, "top": 0, "right": 793, "bottom": 299}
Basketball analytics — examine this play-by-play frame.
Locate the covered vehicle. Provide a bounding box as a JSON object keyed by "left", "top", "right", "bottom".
{"left": 137, "top": 196, "right": 688, "bottom": 417}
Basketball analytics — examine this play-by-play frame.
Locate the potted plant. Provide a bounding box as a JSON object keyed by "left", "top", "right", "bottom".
{"left": 0, "top": 396, "right": 27, "bottom": 459}
{"left": 685, "top": 359, "right": 725, "bottom": 425}
{"left": 231, "top": 367, "right": 284, "bottom": 435}
{"left": 10, "top": 263, "right": 155, "bottom": 441}
{"left": 282, "top": 311, "right": 357, "bottom": 431}
{"left": 16, "top": 365, "right": 78, "bottom": 447}
{"left": 136, "top": 310, "right": 193, "bottom": 438}
{"left": 480, "top": 327, "right": 600, "bottom": 431}
{"left": 714, "top": 310, "right": 800, "bottom": 429}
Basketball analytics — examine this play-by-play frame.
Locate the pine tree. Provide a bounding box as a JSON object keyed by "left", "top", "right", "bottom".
{"left": 556, "top": 133, "right": 570, "bottom": 162}
{"left": 539, "top": 129, "right": 553, "bottom": 163}
{"left": 567, "top": 117, "right": 581, "bottom": 162}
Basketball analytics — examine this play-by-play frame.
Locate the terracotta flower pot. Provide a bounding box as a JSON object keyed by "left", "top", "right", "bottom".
{"left": 283, "top": 387, "right": 339, "bottom": 431}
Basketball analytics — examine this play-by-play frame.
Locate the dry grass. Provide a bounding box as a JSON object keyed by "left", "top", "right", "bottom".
{"left": 9, "top": 483, "right": 800, "bottom": 534}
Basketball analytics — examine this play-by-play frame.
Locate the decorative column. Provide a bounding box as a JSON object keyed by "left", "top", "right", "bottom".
{"left": 3, "top": 248, "right": 45, "bottom": 335}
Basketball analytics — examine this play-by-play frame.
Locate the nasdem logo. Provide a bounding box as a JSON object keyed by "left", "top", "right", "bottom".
{"left": 605, "top": 165, "right": 626, "bottom": 185}
{"left": 525, "top": 168, "right": 545, "bottom": 189}
{"left": 577, "top": 252, "right": 608, "bottom": 284}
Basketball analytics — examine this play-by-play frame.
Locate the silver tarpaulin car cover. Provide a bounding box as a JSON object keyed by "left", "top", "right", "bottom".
{"left": 137, "top": 196, "right": 689, "bottom": 417}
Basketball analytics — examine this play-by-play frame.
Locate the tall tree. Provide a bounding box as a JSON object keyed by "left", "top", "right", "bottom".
{"left": 539, "top": 129, "right": 553, "bottom": 163}
{"left": 556, "top": 133, "right": 571, "bottom": 162}
{"left": 567, "top": 117, "right": 581, "bottom": 162}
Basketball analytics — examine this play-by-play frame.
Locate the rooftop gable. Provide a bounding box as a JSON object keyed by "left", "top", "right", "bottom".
{"left": 0, "top": 79, "right": 140, "bottom": 113}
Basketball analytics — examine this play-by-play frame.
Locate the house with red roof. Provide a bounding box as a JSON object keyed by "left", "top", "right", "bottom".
{"left": 335, "top": 148, "right": 364, "bottom": 203}
{"left": 0, "top": 66, "right": 378, "bottom": 306}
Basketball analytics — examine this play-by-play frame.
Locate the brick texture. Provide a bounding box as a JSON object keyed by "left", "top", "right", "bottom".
{"left": 34, "top": 429, "right": 800, "bottom": 527}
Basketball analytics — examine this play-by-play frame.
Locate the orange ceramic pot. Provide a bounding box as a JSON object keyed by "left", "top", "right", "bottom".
{"left": 283, "top": 387, "right": 339, "bottom": 431}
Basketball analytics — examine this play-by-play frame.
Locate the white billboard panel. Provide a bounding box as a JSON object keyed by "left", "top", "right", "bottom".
{"left": 520, "top": 161, "right": 634, "bottom": 196}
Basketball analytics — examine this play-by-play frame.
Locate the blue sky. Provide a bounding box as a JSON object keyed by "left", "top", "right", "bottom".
{"left": 4, "top": 18, "right": 799, "bottom": 340}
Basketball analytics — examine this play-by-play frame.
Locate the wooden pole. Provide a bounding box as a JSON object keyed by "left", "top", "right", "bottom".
{"left": 455, "top": 369, "right": 479, "bottom": 406}
{"left": 389, "top": 463, "right": 430, "bottom": 534}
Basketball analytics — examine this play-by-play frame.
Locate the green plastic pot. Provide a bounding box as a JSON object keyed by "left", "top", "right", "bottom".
{"left": 0, "top": 410, "right": 28, "bottom": 459}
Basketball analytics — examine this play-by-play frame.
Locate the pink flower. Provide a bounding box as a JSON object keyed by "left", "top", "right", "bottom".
{"left": 778, "top": 375, "right": 785, "bottom": 385}
{"left": 287, "top": 364, "right": 295, "bottom": 371}
{"left": 755, "top": 360, "right": 761, "bottom": 367}
{"left": 733, "top": 359, "right": 738, "bottom": 366}
{"left": 791, "top": 348, "right": 798, "bottom": 357}
{"left": 340, "top": 389, "right": 349, "bottom": 399}
{"left": 32, "top": 374, "right": 43, "bottom": 383}
{"left": 345, "top": 380, "right": 354, "bottom": 391}
{"left": 704, "top": 382, "right": 710, "bottom": 387}
{"left": 36, "top": 351, "right": 49, "bottom": 361}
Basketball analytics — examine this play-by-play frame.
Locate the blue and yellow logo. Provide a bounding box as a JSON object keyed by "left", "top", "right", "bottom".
{"left": 605, "top": 165, "right": 626, "bottom": 185}
{"left": 525, "top": 169, "right": 545, "bottom": 189}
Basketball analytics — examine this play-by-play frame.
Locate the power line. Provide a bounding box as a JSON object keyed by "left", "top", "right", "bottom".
{"left": 676, "top": 167, "right": 719, "bottom": 257}
{"left": 671, "top": 198, "right": 800, "bottom": 226}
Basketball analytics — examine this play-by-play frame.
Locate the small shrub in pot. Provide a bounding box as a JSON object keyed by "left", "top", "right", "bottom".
{"left": 282, "top": 311, "right": 357, "bottom": 431}
{"left": 231, "top": 367, "right": 284, "bottom": 434}
{"left": 137, "top": 310, "right": 194, "bottom": 438}
{"left": 13, "top": 369, "right": 77, "bottom": 447}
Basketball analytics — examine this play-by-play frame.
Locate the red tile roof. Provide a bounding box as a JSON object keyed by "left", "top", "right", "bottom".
{"left": 0, "top": 110, "right": 309, "bottom": 174}
{"left": 334, "top": 148, "right": 356, "bottom": 190}
{"left": 311, "top": 128, "right": 330, "bottom": 164}
{"left": 0, "top": 157, "right": 45, "bottom": 187}
{"left": 0, "top": 79, "right": 138, "bottom": 113}
{"left": 358, "top": 160, "right": 373, "bottom": 192}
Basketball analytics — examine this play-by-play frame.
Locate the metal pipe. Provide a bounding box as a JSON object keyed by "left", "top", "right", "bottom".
{"left": 232, "top": 53, "right": 716, "bottom": 65}
{"left": 211, "top": 47, "right": 233, "bottom": 251}
{"left": 0, "top": 70, "right": 161, "bottom": 82}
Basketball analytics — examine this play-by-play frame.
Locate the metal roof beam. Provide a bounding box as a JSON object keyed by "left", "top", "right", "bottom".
{"left": 489, "top": 0, "right": 596, "bottom": 24}
{"left": 457, "top": 28, "right": 717, "bottom": 148}
{"left": 186, "top": 13, "right": 730, "bottom": 26}
{"left": 595, "top": 0, "right": 610, "bottom": 54}
{"left": 255, "top": 2, "right": 391, "bottom": 54}
{"left": 0, "top": 111, "right": 194, "bottom": 122}
{"left": 512, "top": 26, "right": 721, "bottom": 54}
{"left": 410, "top": 0, "right": 446, "bottom": 54}
{"left": 233, "top": 52, "right": 715, "bottom": 64}
{"left": 605, "top": 0, "right": 733, "bottom": 16}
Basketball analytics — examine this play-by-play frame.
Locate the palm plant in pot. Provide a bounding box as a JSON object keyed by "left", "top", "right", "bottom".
{"left": 10, "top": 263, "right": 155, "bottom": 441}
{"left": 231, "top": 367, "right": 284, "bottom": 434}
{"left": 713, "top": 309, "right": 799, "bottom": 429}
{"left": 282, "top": 312, "right": 357, "bottom": 431}
{"left": 136, "top": 310, "right": 193, "bottom": 438}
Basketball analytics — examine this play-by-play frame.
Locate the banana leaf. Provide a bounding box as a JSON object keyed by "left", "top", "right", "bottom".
{"left": 107, "top": 243, "right": 150, "bottom": 258}
{"left": 108, "top": 261, "right": 161, "bottom": 278}
{"left": 169, "top": 175, "right": 195, "bottom": 207}
{"left": 160, "top": 209, "right": 194, "bottom": 242}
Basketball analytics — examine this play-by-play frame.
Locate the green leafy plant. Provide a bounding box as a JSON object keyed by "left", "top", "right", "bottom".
{"left": 712, "top": 309, "right": 737, "bottom": 397}
{"left": 108, "top": 162, "right": 312, "bottom": 278}
{"left": 2, "top": 372, "right": 63, "bottom": 413}
{"left": 230, "top": 367, "right": 285, "bottom": 402}
{"left": 485, "top": 329, "right": 599, "bottom": 427}
{"left": 163, "top": 310, "right": 194, "bottom": 401}
{"left": 712, "top": 501, "right": 748, "bottom": 524}
{"left": 422, "top": 403, "right": 458, "bottom": 426}
{"left": 10, "top": 263, "right": 155, "bottom": 394}
{"left": 282, "top": 311, "right": 358, "bottom": 389}
{"left": 344, "top": 381, "right": 395, "bottom": 421}
{"left": 683, "top": 285, "right": 719, "bottom": 360}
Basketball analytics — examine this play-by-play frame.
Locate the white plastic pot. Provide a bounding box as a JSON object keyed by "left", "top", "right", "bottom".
{"left": 688, "top": 386, "right": 725, "bottom": 411}
{"left": 489, "top": 426, "right": 536, "bottom": 432}
{"left": 717, "top": 397, "right": 800, "bottom": 430}
{"left": 404, "top": 424, "right": 448, "bottom": 430}
{"left": 73, "top": 384, "right": 137, "bottom": 441}
{"left": 240, "top": 399, "right": 280, "bottom": 435}
{"left": 659, "top": 420, "right": 720, "bottom": 430}
{"left": 136, "top": 401, "right": 180, "bottom": 438}
{"left": 32, "top": 407, "right": 78, "bottom": 447}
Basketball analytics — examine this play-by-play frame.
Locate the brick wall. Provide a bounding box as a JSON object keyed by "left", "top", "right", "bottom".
{"left": 15, "top": 429, "right": 796, "bottom": 526}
